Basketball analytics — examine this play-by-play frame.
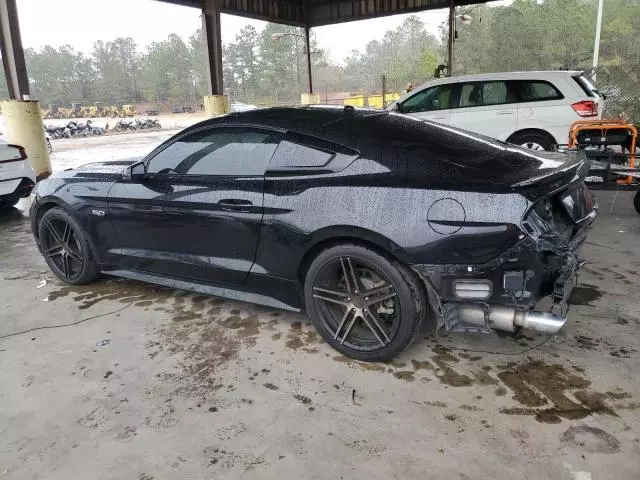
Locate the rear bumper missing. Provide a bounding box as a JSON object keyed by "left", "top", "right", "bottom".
{"left": 411, "top": 228, "right": 586, "bottom": 335}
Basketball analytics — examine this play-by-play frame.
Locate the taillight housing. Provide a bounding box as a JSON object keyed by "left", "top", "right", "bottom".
{"left": 572, "top": 100, "right": 598, "bottom": 117}
{"left": 7, "top": 144, "right": 28, "bottom": 159}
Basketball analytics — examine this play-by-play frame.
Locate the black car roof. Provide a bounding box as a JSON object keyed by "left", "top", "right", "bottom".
{"left": 202, "top": 106, "right": 385, "bottom": 134}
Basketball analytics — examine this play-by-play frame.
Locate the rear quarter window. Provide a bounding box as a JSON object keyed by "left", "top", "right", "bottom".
{"left": 516, "top": 80, "right": 564, "bottom": 102}
{"left": 572, "top": 75, "right": 600, "bottom": 98}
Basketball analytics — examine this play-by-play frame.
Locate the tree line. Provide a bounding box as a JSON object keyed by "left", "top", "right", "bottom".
{"left": 0, "top": 0, "right": 638, "bottom": 107}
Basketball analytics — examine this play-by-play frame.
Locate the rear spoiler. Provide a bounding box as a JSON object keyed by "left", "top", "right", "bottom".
{"left": 510, "top": 151, "right": 588, "bottom": 188}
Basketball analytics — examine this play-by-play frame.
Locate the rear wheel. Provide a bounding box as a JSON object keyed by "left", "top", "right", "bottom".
{"left": 38, "top": 207, "right": 99, "bottom": 285}
{"left": 304, "top": 244, "right": 426, "bottom": 362}
{"left": 509, "top": 131, "right": 556, "bottom": 151}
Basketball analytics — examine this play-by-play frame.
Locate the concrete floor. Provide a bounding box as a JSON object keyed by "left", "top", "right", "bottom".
{"left": 1, "top": 146, "right": 639, "bottom": 479}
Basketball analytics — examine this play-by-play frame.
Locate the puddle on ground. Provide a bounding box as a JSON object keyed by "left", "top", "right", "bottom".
{"left": 569, "top": 284, "right": 603, "bottom": 306}
{"left": 41, "top": 277, "right": 637, "bottom": 418}
{"left": 560, "top": 425, "right": 620, "bottom": 454}
{"left": 496, "top": 360, "right": 623, "bottom": 423}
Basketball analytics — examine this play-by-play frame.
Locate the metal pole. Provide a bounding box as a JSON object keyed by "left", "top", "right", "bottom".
{"left": 201, "top": 0, "right": 223, "bottom": 95}
{"left": 295, "top": 34, "right": 300, "bottom": 94}
{"left": 447, "top": 0, "right": 455, "bottom": 76}
{"left": 382, "top": 74, "right": 387, "bottom": 108}
{"left": 305, "top": 26, "right": 313, "bottom": 94}
{"left": 592, "top": 0, "right": 604, "bottom": 83}
{"left": 0, "top": 0, "right": 30, "bottom": 99}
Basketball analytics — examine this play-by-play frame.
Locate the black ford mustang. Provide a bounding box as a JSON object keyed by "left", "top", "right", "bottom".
{"left": 31, "top": 107, "right": 597, "bottom": 361}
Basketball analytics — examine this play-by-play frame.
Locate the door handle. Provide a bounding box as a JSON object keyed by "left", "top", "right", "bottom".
{"left": 218, "top": 199, "right": 253, "bottom": 211}
{"left": 496, "top": 111, "right": 514, "bottom": 115}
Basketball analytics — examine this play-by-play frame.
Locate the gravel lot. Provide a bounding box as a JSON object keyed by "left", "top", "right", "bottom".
{"left": 1, "top": 133, "right": 639, "bottom": 479}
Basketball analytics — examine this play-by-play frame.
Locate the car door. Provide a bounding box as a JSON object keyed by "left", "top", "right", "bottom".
{"left": 448, "top": 80, "right": 518, "bottom": 140}
{"left": 514, "top": 79, "right": 568, "bottom": 146}
{"left": 399, "top": 84, "right": 454, "bottom": 124}
{"left": 106, "top": 125, "right": 282, "bottom": 286}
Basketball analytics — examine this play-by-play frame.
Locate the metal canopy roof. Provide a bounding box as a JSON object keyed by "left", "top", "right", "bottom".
{"left": 159, "top": 0, "right": 493, "bottom": 27}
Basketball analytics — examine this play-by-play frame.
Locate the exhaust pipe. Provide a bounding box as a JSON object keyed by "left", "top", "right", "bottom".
{"left": 457, "top": 305, "right": 566, "bottom": 334}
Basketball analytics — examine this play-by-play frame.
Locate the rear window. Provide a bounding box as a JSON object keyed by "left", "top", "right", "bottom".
{"left": 516, "top": 80, "right": 564, "bottom": 102}
{"left": 572, "top": 75, "right": 600, "bottom": 98}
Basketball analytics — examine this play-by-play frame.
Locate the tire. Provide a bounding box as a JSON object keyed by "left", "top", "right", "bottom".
{"left": 38, "top": 207, "right": 99, "bottom": 285}
{"left": 304, "top": 244, "right": 427, "bottom": 362}
{"left": 508, "top": 131, "right": 556, "bottom": 151}
{"left": 634, "top": 191, "right": 640, "bottom": 215}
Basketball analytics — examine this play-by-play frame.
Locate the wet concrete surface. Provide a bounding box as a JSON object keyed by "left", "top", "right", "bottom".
{"left": 1, "top": 178, "right": 639, "bottom": 478}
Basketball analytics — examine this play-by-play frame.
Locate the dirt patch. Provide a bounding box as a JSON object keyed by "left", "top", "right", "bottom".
{"left": 573, "top": 335, "right": 600, "bottom": 350}
{"left": 411, "top": 359, "right": 434, "bottom": 371}
{"left": 560, "top": 425, "right": 620, "bottom": 454}
{"left": 293, "top": 394, "right": 312, "bottom": 405}
{"left": 497, "top": 360, "right": 619, "bottom": 423}
{"left": 569, "top": 284, "right": 603, "bottom": 306}
{"left": 48, "top": 278, "right": 174, "bottom": 309}
{"left": 332, "top": 356, "right": 386, "bottom": 372}
{"left": 263, "top": 383, "right": 279, "bottom": 391}
{"left": 432, "top": 347, "right": 472, "bottom": 387}
{"left": 393, "top": 371, "right": 415, "bottom": 382}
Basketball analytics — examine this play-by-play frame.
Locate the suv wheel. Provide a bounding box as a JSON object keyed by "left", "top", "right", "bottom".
{"left": 509, "top": 131, "right": 556, "bottom": 151}
{"left": 38, "top": 207, "right": 99, "bottom": 285}
{"left": 304, "top": 244, "right": 427, "bottom": 362}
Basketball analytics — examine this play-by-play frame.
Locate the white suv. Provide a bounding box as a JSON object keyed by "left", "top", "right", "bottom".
{"left": 389, "top": 71, "right": 602, "bottom": 150}
{"left": 0, "top": 140, "right": 36, "bottom": 209}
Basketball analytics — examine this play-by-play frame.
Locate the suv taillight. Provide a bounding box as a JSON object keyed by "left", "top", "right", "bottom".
{"left": 7, "top": 144, "right": 28, "bottom": 159}
{"left": 571, "top": 100, "right": 598, "bottom": 117}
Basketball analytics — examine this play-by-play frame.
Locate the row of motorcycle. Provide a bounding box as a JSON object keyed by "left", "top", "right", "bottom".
{"left": 45, "top": 118, "right": 162, "bottom": 139}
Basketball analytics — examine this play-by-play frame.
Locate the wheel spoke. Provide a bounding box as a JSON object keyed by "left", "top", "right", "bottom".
{"left": 333, "top": 307, "right": 354, "bottom": 340}
{"left": 312, "top": 286, "right": 348, "bottom": 298}
{"left": 44, "top": 245, "right": 63, "bottom": 257}
{"left": 61, "top": 222, "right": 72, "bottom": 245}
{"left": 44, "top": 220, "right": 63, "bottom": 245}
{"left": 339, "top": 258, "right": 353, "bottom": 293}
{"left": 312, "top": 293, "right": 349, "bottom": 306}
{"left": 341, "top": 257, "right": 361, "bottom": 293}
{"left": 60, "top": 253, "right": 70, "bottom": 278}
{"left": 360, "top": 314, "right": 387, "bottom": 347}
{"left": 338, "top": 311, "right": 359, "bottom": 345}
{"left": 66, "top": 247, "right": 83, "bottom": 264}
{"left": 364, "top": 308, "right": 391, "bottom": 344}
{"left": 363, "top": 283, "right": 396, "bottom": 306}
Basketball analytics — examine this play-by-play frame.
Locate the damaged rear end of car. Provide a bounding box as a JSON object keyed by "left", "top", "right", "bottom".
{"left": 411, "top": 146, "right": 598, "bottom": 336}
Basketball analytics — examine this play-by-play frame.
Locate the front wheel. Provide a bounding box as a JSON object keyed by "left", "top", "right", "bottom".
{"left": 38, "top": 207, "right": 99, "bottom": 285}
{"left": 304, "top": 244, "right": 427, "bottom": 362}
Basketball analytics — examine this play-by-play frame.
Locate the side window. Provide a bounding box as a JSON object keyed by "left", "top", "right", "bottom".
{"left": 271, "top": 141, "right": 334, "bottom": 168}
{"left": 517, "top": 80, "right": 564, "bottom": 102}
{"left": 459, "top": 81, "right": 513, "bottom": 107}
{"left": 401, "top": 85, "right": 453, "bottom": 113}
{"left": 146, "top": 127, "right": 279, "bottom": 176}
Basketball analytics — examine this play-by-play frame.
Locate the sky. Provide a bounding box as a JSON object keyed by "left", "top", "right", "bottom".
{"left": 16, "top": 0, "right": 511, "bottom": 64}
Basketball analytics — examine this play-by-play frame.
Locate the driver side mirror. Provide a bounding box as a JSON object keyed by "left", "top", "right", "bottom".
{"left": 123, "top": 161, "right": 147, "bottom": 182}
{"left": 392, "top": 102, "right": 402, "bottom": 113}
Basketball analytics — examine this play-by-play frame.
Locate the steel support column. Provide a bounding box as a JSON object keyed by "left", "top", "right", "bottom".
{"left": 0, "top": 0, "right": 29, "bottom": 99}
{"left": 447, "top": 0, "right": 455, "bottom": 76}
{"left": 304, "top": 26, "right": 313, "bottom": 94}
{"left": 202, "top": 0, "right": 224, "bottom": 95}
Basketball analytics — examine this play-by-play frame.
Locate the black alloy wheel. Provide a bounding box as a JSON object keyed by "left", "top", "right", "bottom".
{"left": 305, "top": 244, "right": 426, "bottom": 361}
{"left": 38, "top": 207, "right": 99, "bottom": 285}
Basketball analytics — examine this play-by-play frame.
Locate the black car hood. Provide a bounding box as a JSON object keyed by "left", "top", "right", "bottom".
{"left": 58, "top": 159, "right": 140, "bottom": 178}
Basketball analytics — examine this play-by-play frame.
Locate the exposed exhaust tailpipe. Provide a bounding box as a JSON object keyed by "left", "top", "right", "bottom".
{"left": 457, "top": 305, "right": 567, "bottom": 334}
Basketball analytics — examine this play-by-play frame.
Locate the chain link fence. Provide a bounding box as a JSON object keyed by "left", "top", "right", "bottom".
{"left": 587, "top": 65, "right": 640, "bottom": 123}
